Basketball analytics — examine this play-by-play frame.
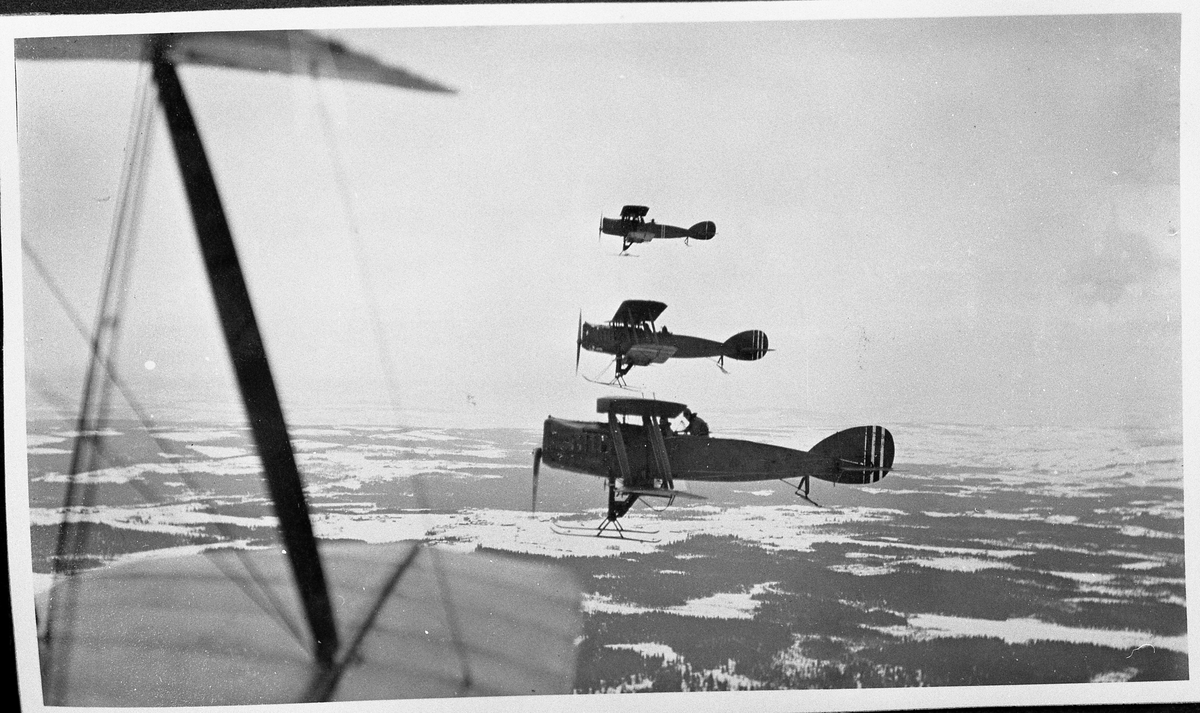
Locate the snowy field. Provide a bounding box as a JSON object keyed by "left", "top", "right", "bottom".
{"left": 25, "top": 418, "right": 1186, "bottom": 690}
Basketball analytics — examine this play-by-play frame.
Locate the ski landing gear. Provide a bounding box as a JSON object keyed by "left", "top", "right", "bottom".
{"left": 551, "top": 477, "right": 660, "bottom": 543}
{"left": 780, "top": 474, "right": 822, "bottom": 507}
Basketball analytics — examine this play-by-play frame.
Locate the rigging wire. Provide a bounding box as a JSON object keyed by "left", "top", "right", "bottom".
{"left": 23, "top": 241, "right": 310, "bottom": 657}
{"left": 41, "top": 54, "right": 158, "bottom": 695}
{"left": 32, "top": 54, "right": 310, "bottom": 697}
{"left": 304, "top": 42, "right": 475, "bottom": 696}
{"left": 33, "top": 36, "right": 474, "bottom": 702}
{"left": 151, "top": 42, "right": 341, "bottom": 668}
{"left": 302, "top": 543, "right": 423, "bottom": 701}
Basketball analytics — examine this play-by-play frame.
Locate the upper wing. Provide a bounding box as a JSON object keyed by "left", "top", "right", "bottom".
{"left": 596, "top": 397, "right": 688, "bottom": 419}
{"left": 16, "top": 31, "right": 455, "bottom": 93}
{"left": 619, "top": 204, "right": 649, "bottom": 219}
{"left": 610, "top": 299, "right": 667, "bottom": 325}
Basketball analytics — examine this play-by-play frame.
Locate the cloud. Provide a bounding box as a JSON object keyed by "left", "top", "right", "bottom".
{"left": 1074, "top": 227, "right": 1166, "bottom": 306}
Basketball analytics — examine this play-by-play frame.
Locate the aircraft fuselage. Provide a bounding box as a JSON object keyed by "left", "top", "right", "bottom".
{"left": 601, "top": 217, "right": 672, "bottom": 243}
{"left": 541, "top": 417, "right": 885, "bottom": 486}
{"left": 599, "top": 217, "right": 715, "bottom": 244}
{"left": 579, "top": 323, "right": 724, "bottom": 362}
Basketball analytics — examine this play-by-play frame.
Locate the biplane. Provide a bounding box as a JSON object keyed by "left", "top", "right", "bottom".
{"left": 17, "top": 31, "right": 581, "bottom": 706}
{"left": 599, "top": 204, "right": 716, "bottom": 253}
{"left": 531, "top": 398, "right": 894, "bottom": 540}
{"left": 576, "top": 299, "right": 770, "bottom": 383}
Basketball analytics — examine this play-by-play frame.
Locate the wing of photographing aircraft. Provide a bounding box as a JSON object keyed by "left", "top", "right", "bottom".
{"left": 22, "top": 31, "right": 579, "bottom": 704}
{"left": 16, "top": 31, "right": 456, "bottom": 93}
{"left": 42, "top": 543, "right": 580, "bottom": 705}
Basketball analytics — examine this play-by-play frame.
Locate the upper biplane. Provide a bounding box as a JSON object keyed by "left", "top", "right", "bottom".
{"left": 576, "top": 299, "right": 770, "bottom": 383}
{"left": 599, "top": 204, "right": 716, "bottom": 253}
{"left": 18, "top": 31, "right": 581, "bottom": 706}
{"left": 532, "top": 398, "right": 894, "bottom": 540}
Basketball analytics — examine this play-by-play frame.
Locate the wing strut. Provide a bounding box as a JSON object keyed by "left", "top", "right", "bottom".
{"left": 644, "top": 416, "right": 673, "bottom": 489}
{"left": 606, "top": 411, "right": 633, "bottom": 482}
{"left": 150, "top": 37, "right": 339, "bottom": 669}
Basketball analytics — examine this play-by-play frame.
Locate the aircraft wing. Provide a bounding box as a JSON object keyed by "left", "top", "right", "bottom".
{"left": 16, "top": 31, "right": 455, "bottom": 93}
{"left": 617, "top": 486, "right": 706, "bottom": 500}
{"left": 611, "top": 299, "right": 667, "bottom": 325}
{"left": 40, "top": 542, "right": 580, "bottom": 705}
{"left": 597, "top": 397, "right": 688, "bottom": 419}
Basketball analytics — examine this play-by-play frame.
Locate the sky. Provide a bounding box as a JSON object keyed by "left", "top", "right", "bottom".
{"left": 8, "top": 8, "right": 1185, "bottom": 432}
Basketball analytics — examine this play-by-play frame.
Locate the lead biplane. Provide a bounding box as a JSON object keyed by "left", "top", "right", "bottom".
{"left": 532, "top": 398, "right": 894, "bottom": 540}
{"left": 576, "top": 299, "right": 769, "bottom": 383}
{"left": 600, "top": 204, "right": 716, "bottom": 253}
{"left": 16, "top": 31, "right": 581, "bottom": 706}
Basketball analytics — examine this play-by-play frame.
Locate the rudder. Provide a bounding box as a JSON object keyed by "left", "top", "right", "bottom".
{"left": 808, "top": 426, "right": 893, "bottom": 484}
{"left": 688, "top": 221, "right": 716, "bottom": 240}
{"left": 722, "top": 330, "right": 770, "bottom": 361}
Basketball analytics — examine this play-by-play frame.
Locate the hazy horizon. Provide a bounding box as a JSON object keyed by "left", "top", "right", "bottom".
{"left": 13, "top": 12, "right": 1184, "bottom": 434}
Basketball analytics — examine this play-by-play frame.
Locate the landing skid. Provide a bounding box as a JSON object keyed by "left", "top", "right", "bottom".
{"left": 551, "top": 518, "right": 660, "bottom": 543}
{"left": 581, "top": 374, "right": 643, "bottom": 392}
{"left": 779, "top": 476, "right": 822, "bottom": 507}
{"left": 795, "top": 492, "right": 821, "bottom": 508}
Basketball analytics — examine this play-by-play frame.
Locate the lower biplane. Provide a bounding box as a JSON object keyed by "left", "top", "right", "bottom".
{"left": 531, "top": 398, "right": 894, "bottom": 540}
{"left": 577, "top": 299, "right": 769, "bottom": 383}
{"left": 599, "top": 204, "right": 716, "bottom": 253}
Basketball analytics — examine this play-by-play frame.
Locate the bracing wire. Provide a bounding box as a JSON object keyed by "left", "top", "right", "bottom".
{"left": 42, "top": 55, "right": 159, "bottom": 696}
{"left": 303, "top": 543, "right": 423, "bottom": 702}
{"left": 32, "top": 52, "right": 309, "bottom": 695}
{"left": 27, "top": 381, "right": 310, "bottom": 650}
{"left": 28, "top": 35, "right": 479, "bottom": 705}
{"left": 304, "top": 42, "right": 475, "bottom": 696}
{"left": 23, "top": 242, "right": 310, "bottom": 657}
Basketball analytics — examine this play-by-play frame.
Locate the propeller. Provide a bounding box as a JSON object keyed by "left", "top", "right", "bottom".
{"left": 531, "top": 448, "right": 542, "bottom": 513}
{"left": 575, "top": 311, "right": 583, "bottom": 374}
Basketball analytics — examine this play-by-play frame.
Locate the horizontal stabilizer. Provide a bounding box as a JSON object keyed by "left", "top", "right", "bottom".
{"left": 618, "top": 487, "right": 707, "bottom": 500}
{"left": 722, "top": 330, "right": 770, "bottom": 361}
{"left": 807, "top": 425, "right": 894, "bottom": 484}
{"left": 687, "top": 221, "right": 717, "bottom": 240}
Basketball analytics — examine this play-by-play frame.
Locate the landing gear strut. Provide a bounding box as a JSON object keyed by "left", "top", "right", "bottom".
{"left": 551, "top": 478, "right": 659, "bottom": 542}
{"left": 780, "top": 474, "right": 821, "bottom": 507}
{"left": 614, "top": 356, "right": 633, "bottom": 383}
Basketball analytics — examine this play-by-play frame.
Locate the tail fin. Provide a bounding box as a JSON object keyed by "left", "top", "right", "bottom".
{"left": 808, "top": 426, "right": 893, "bottom": 484}
{"left": 722, "top": 330, "right": 770, "bottom": 361}
{"left": 687, "top": 221, "right": 716, "bottom": 240}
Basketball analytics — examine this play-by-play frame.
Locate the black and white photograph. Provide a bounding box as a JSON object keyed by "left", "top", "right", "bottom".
{"left": 2, "top": 2, "right": 1194, "bottom": 711}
